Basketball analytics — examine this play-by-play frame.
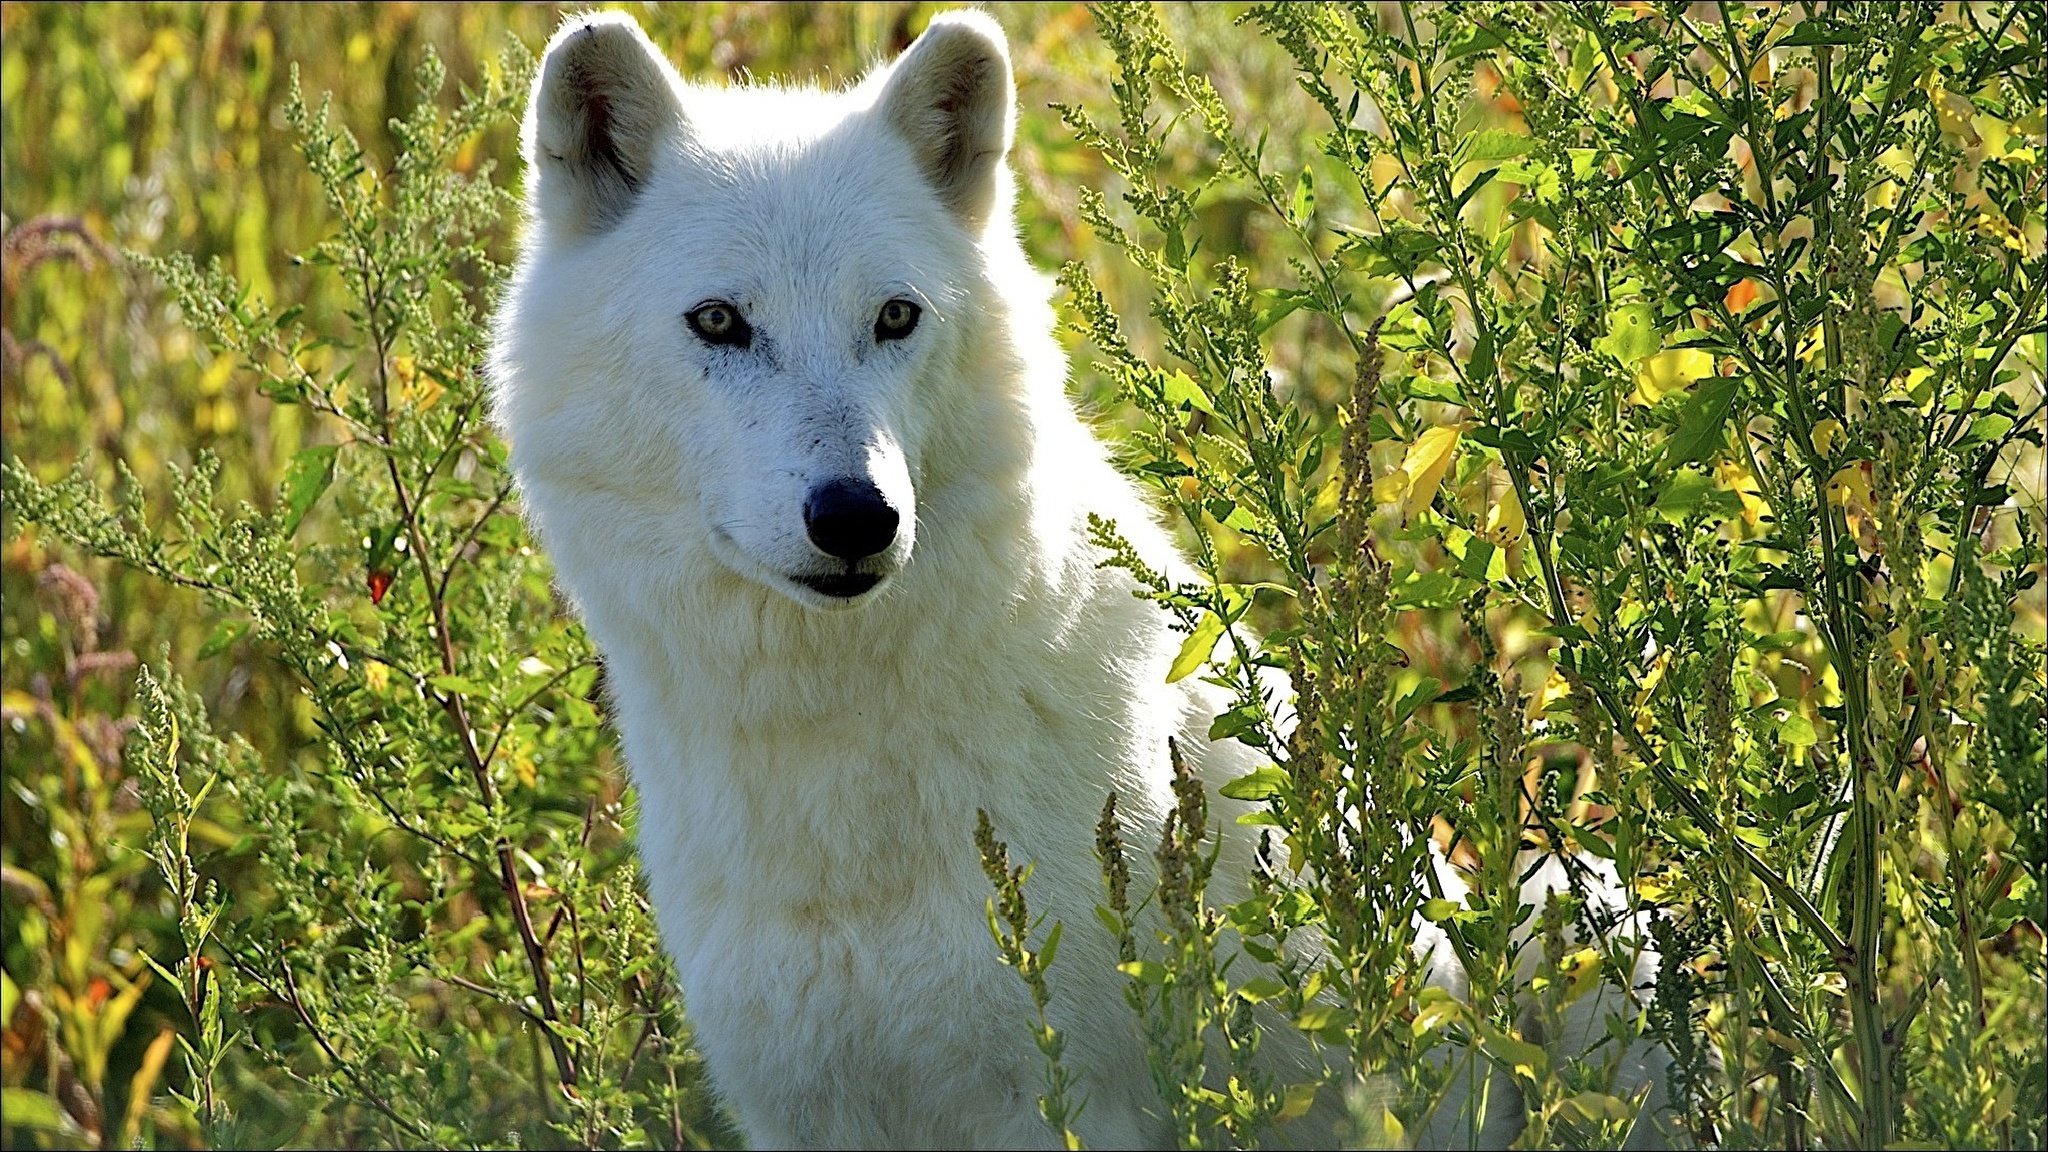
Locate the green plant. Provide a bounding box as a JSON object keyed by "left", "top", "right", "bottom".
{"left": 6, "top": 47, "right": 725, "bottom": 1149}
{"left": 1001, "top": 1, "right": 2045, "bottom": 1147}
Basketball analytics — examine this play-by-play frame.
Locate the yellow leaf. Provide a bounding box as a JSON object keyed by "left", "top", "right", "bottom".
{"left": 1474, "top": 1019, "right": 1548, "bottom": 1081}
{"left": 1714, "top": 461, "right": 1769, "bottom": 527}
{"left": 122, "top": 1028, "right": 177, "bottom": 1149}
{"left": 1530, "top": 666, "right": 1573, "bottom": 718}
{"left": 1484, "top": 483, "right": 1525, "bottom": 545}
{"left": 1633, "top": 650, "right": 1669, "bottom": 735}
{"left": 1372, "top": 466, "right": 1411, "bottom": 507}
{"left": 1930, "top": 85, "right": 1981, "bottom": 146}
{"left": 1811, "top": 419, "right": 1843, "bottom": 458}
{"left": 1276, "top": 1082, "right": 1319, "bottom": 1123}
{"left": 1412, "top": 995, "right": 1466, "bottom": 1036}
{"left": 1975, "top": 211, "right": 2025, "bottom": 252}
{"left": 1168, "top": 611, "right": 1226, "bottom": 684}
{"left": 1633, "top": 349, "right": 1715, "bottom": 405}
{"left": 1398, "top": 423, "right": 1467, "bottom": 521}
{"left": 1826, "top": 462, "right": 1873, "bottom": 511}
{"left": 1560, "top": 1091, "right": 1635, "bottom": 1125}
{"left": 1558, "top": 946, "right": 1602, "bottom": 1006}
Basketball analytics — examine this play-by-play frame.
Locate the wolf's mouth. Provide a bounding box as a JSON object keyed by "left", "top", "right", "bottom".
{"left": 797, "top": 572, "right": 881, "bottom": 599}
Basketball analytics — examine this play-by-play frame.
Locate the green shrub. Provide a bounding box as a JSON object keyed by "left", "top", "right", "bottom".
{"left": 983, "top": 2, "right": 2044, "bottom": 1148}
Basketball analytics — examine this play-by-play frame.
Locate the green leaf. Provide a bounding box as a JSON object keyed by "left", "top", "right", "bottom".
{"left": 1780, "top": 19, "right": 1860, "bottom": 46}
{"left": 280, "top": 444, "right": 338, "bottom": 535}
{"left": 1038, "top": 919, "right": 1062, "bottom": 969}
{"left": 197, "top": 618, "right": 250, "bottom": 659}
{"left": 1096, "top": 906, "right": 1124, "bottom": 939}
{"left": 428, "top": 674, "right": 484, "bottom": 696}
{"left": 1467, "top": 424, "right": 1542, "bottom": 456}
{"left": 1208, "top": 704, "right": 1265, "bottom": 743}
{"left": 1474, "top": 1020, "right": 1549, "bottom": 1080}
{"left": 1666, "top": 374, "right": 1740, "bottom": 464}
{"left": 1162, "top": 369, "right": 1215, "bottom": 414}
{"left": 1496, "top": 159, "right": 1561, "bottom": 202}
{"left": 1778, "top": 714, "right": 1818, "bottom": 746}
{"left": 1118, "top": 960, "right": 1169, "bottom": 985}
{"left": 1393, "top": 676, "right": 1443, "bottom": 722}
{"left": 1255, "top": 288, "right": 1314, "bottom": 333}
{"left": 1, "top": 1089, "right": 85, "bottom": 1139}
{"left": 1573, "top": 828, "right": 1617, "bottom": 859}
{"left": 1561, "top": 1091, "right": 1638, "bottom": 1125}
{"left": 1237, "top": 976, "right": 1288, "bottom": 1004}
{"left": 1391, "top": 567, "right": 1473, "bottom": 609}
{"left": 1168, "top": 611, "right": 1226, "bottom": 683}
{"left": 1442, "top": 23, "right": 1505, "bottom": 60}
{"left": 1654, "top": 468, "right": 1742, "bottom": 523}
{"left": 1290, "top": 165, "right": 1315, "bottom": 225}
{"left": 1421, "top": 898, "right": 1461, "bottom": 923}
{"left": 1457, "top": 537, "right": 1498, "bottom": 581}
{"left": 1295, "top": 1003, "right": 1351, "bottom": 1033}
{"left": 1452, "top": 167, "right": 1498, "bottom": 213}
{"left": 1404, "top": 374, "right": 1465, "bottom": 404}
{"left": 1458, "top": 128, "right": 1535, "bottom": 167}
{"left": 1413, "top": 993, "right": 1466, "bottom": 1036}
{"left": 1595, "top": 302, "right": 1661, "bottom": 367}
{"left": 1219, "top": 765, "right": 1292, "bottom": 802}
{"left": 1277, "top": 1082, "right": 1320, "bottom": 1123}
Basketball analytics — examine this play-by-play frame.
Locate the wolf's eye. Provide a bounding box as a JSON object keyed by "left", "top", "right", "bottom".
{"left": 874, "top": 299, "right": 921, "bottom": 341}
{"left": 687, "top": 301, "right": 752, "bottom": 348}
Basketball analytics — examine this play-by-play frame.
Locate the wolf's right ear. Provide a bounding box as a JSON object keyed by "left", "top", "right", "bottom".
{"left": 526, "top": 13, "right": 685, "bottom": 237}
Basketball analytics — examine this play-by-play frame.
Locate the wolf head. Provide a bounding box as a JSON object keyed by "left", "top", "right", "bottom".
{"left": 493, "top": 10, "right": 1026, "bottom": 613}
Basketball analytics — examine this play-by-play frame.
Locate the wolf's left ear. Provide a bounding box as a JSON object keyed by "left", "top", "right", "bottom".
{"left": 526, "top": 12, "right": 686, "bottom": 237}
{"left": 874, "top": 11, "right": 1015, "bottom": 229}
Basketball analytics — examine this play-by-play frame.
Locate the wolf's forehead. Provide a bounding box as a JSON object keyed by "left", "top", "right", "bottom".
{"left": 667, "top": 84, "right": 914, "bottom": 198}
{"left": 677, "top": 81, "right": 870, "bottom": 150}
{"left": 644, "top": 114, "right": 966, "bottom": 290}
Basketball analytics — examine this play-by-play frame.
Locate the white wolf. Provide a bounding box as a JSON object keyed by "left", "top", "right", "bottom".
{"left": 492, "top": 10, "right": 1662, "bottom": 1149}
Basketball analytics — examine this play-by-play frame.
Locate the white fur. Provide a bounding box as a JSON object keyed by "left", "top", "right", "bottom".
{"left": 491, "top": 11, "right": 1660, "bottom": 1149}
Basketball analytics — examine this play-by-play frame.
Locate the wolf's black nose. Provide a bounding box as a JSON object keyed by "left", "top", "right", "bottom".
{"left": 804, "top": 478, "right": 899, "bottom": 560}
